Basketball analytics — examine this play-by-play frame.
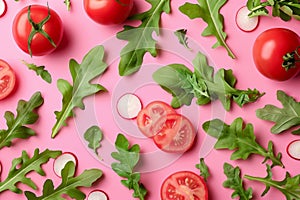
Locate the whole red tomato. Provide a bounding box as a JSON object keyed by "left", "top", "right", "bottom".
{"left": 12, "top": 5, "right": 63, "bottom": 56}
{"left": 84, "top": 0, "right": 133, "bottom": 25}
{"left": 253, "top": 28, "right": 300, "bottom": 81}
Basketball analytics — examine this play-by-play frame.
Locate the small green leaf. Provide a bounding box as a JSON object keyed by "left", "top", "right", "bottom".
{"left": 0, "top": 92, "right": 44, "bottom": 149}
{"left": 22, "top": 61, "right": 52, "bottom": 83}
{"left": 64, "top": 0, "right": 71, "bottom": 11}
{"left": 174, "top": 29, "right": 191, "bottom": 50}
{"left": 195, "top": 158, "right": 210, "bottom": 181}
{"left": 84, "top": 125, "right": 103, "bottom": 156}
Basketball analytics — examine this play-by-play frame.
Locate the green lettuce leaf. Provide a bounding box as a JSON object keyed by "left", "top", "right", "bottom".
{"left": 195, "top": 158, "right": 210, "bottom": 182}
{"left": 84, "top": 125, "right": 103, "bottom": 156}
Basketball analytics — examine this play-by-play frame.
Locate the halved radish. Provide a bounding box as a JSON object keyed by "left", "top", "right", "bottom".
{"left": 287, "top": 139, "right": 300, "bottom": 160}
{"left": 235, "top": 6, "right": 259, "bottom": 32}
{"left": 117, "top": 93, "right": 142, "bottom": 119}
{"left": 53, "top": 152, "right": 78, "bottom": 177}
{"left": 0, "top": 0, "right": 7, "bottom": 17}
{"left": 87, "top": 190, "right": 109, "bottom": 200}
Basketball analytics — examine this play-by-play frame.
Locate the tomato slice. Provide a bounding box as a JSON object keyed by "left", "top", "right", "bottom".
{"left": 137, "top": 101, "right": 176, "bottom": 138}
{"left": 0, "top": 60, "right": 16, "bottom": 100}
{"left": 153, "top": 114, "right": 196, "bottom": 153}
{"left": 161, "top": 171, "right": 208, "bottom": 200}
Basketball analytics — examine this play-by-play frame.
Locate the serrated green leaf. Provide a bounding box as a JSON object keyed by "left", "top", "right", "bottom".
{"left": 223, "top": 163, "right": 253, "bottom": 200}
{"left": 196, "top": 158, "right": 210, "bottom": 181}
{"left": 84, "top": 125, "right": 103, "bottom": 156}
{"left": 117, "top": 0, "right": 171, "bottom": 76}
{"left": 174, "top": 29, "right": 191, "bottom": 50}
{"left": 0, "top": 92, "right": 44, "bottom": 149}
{"left": 256, "top": 90, "right": 300, "bottom": 134}
{"left": 22, "top": 61, "right": 52, "bottom": 83}
{"left": 202, "top": 118, "right": 284, "bottom": 168}
{"left": 25, "top": 161, "right": 102, "bottom": 200}
{"left": 111, "top": 134, "right": 147, "bottom": 200}
{"left": 0, "top": 148, "right": 61, "bottom": 194}
{"left": 52, "top": 45, "right": 108, "bottom": 138}
{"left": 153, "top": 52, "right": 264, "bottom": 110}
{"left": 179, "top": 0, "right": 235, "bottom": 59}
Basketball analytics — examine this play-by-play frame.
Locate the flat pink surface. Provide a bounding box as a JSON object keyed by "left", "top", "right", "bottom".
{"left": 1, "top": 0, "right": 300, "bottom": 200}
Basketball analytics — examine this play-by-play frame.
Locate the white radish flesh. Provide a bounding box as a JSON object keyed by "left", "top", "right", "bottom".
{"left": 117, "top": 93, "right": 142, "bottom": 119}
{"left": 287, "top": 140, "right": 300, "bottom": 160}
{"left": 0, "top": 0, "right": 7, "bottom": 17}
{"left": 235, "top": 6, "right": 259, "bottom": 32}
{"left": 53, "top": 152, "right": 77, "bottom": 177}
{"left": 88, "top": 190, "right": 109, "bottom": 200}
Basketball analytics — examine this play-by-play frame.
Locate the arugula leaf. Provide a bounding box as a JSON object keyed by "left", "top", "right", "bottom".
{"left": 202, "top": 117, "right": 284, "bottom": 168}
{"left": 223, "top": 163, "right": 253, "bottom": 200}
{"left": 256, "top": 90, "right": 300, "bottom": 135}
{"left": 111, "top": 134, "right": 147, "bottom": 200}
{"left": 25, "top": 161, "right": 102, "bottom": 200}
{"left": 153, "top": 52, "right": 264, "bottom": 110}
{"left": 64, "top": 0, "right": 71, "bottom": 11}
{"left": 84, "top": 125, "right": 103, "bottom": 156}
{"left": 0, "top": 148, "right": 61, "bottom": 194}
{"left": 52, "top": 45, "right": 108, "bottom": 138}
{"left": 179, "top": 0, "right": 235, "bottom": 59}
{"left": 22, "top": 61, "right": 52, "bottom": 84}
{"left": 245, "top": 164, "right": 300, "bottom": 199}
{"left": 0, "top": 92, "right": 44, "bottom": 149}
{"left": 117, "top": 0, "right": 171, "bottom": 76}
{"left": 195, "top": 158, "right": 210, "bottom": 181}
{"left": 174, "top": 29, "right": 191, "bottom": 50}
{"left": 247, "top": 0, "right": 300, "bottom": 21}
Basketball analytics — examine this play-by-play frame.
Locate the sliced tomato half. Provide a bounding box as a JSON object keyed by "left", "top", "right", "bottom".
{"left": 153, "top": 114, "right": 196, "bottom": 153}
{"left": 0, "top": 59, "right": 16, "bottom": 100}
{"left": 137, "top": 101, "right": 176, "bottom": 137}
{"left": 161, "top": 171, "right": 208, "bottom": 200}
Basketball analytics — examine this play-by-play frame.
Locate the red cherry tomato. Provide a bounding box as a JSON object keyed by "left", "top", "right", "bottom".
{"left": 253, "top": 28, "right": 300, "bottom": 81}
{"left": 137, "top": 101, "right": 176, "bottom": 138}
{"left": 153, "top": 114, "right": 196, "bottom": 153}
{"left": 161, "top": 171, "right": 208, "bottom": 200}
{"left": 83, "top": 0, "right": 133, "bottom": 25}
{"left": 12, "top": 5, "right": 63, "bottom": 56}
{"left": 0, "top": 60, "right": 16, "bottom": 100}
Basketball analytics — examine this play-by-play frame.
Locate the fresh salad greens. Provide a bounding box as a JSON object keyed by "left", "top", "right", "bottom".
{"left": 202, "top": 117, "right": 284, "bottom": 168}
{"left": 223, "top": 163, "right": 253, "bottom": 200}
{"left": 0, "top": 92, "right": 44, "bottom": 149}
{"left": 22, "top": 61, "right": 52, "bottom": 84}
{"left": 111, "top": 134, "right": 147, "bottom": 200}
{"left": 84, "top": 125, "right": 103, "bottom": 156}
{"left": 153, "top": 52, "right": 264, "bottom": 110}
{"left": 256, "top": 90, "right": 300, "bottom": 135}
{"left": 25, "top": 161, "right": 102, "bottom": 200}
{"left": 52, "top": 45, "right": 108, "bottom": 138}
{"left": 117, "top": 0, "right": 171, "bottom": 76}
{"left": 196, "top": 158, "right": 210, "bottom": 182}
{"left": 0, "top": 148, "right": 61, "bottom": 194}
{"left": 247, "top": 0, "right": 300, "bottom": 21}
{"left": 174, "top": 29, "right": 191, "bottom": 50}
{"left": 179, "top": 0, "right": 235, "bottom": 58}
{"left": 245, "top": 165, "right": 300, "bottom": 200}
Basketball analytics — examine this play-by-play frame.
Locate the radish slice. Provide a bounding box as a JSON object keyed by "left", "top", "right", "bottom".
{"left": 0, "top": 0, "right": 7, "bottom": 17}
{"left": 87, "top": 190, "right": 109, "bottom": 200}
{"left": 235, "top": 6, "right": 259, "bottom": 32}
{"left": 117, "top": 93, "right": 142, "bottom": 119}
{"left": 53, "top": 152, "right": 78, "bottom": 177}
{"left": 287, "top": 140, "right": 300, "bottom": 160}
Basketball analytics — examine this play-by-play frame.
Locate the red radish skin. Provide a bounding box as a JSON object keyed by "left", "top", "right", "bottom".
{"left": 235, "top": 6, "right": 259, "bottom": 32}
{"left": 287, "top": 140, "right": 300, "bottom": 160}
{"left": 53, "top": 152, "right": 78, "bottom": 177}
{"left": 87, "top": 190, "right": 109, "bottom": 200}
{"left": 0, "top": 0, "right": 7, "bottom": 17}
{"left": 117, "top": 93, "right": 142, "bottom": 119}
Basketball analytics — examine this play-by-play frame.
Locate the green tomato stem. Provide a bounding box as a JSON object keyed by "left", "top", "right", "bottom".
{"left": 282, "top": 46, "right": 300, "bottom": 71}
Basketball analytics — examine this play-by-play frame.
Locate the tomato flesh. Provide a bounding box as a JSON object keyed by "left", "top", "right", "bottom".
{"left": 12, "top": 5, "right": 63, "bottom": 56}
{"left": 161, "top": 171, "right": 208, "bottom": 200}
{"left": 0, "top": 60, "right": 16, "bottom": 100}
{"left": 137, "top": 101, "right": 176, "bottom": 138}
{"left": 253, "top": 28, "right": 300, "bottom": 81}
{"left": 84, "top": 0, "right": 133, "bottom": 25}
{"left": 153, "top": 114, "right": 195, "bottom": 153}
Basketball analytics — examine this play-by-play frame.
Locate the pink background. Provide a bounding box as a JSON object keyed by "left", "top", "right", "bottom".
{"left": 1, "top": 0, "right": 300, "bottom": 199}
